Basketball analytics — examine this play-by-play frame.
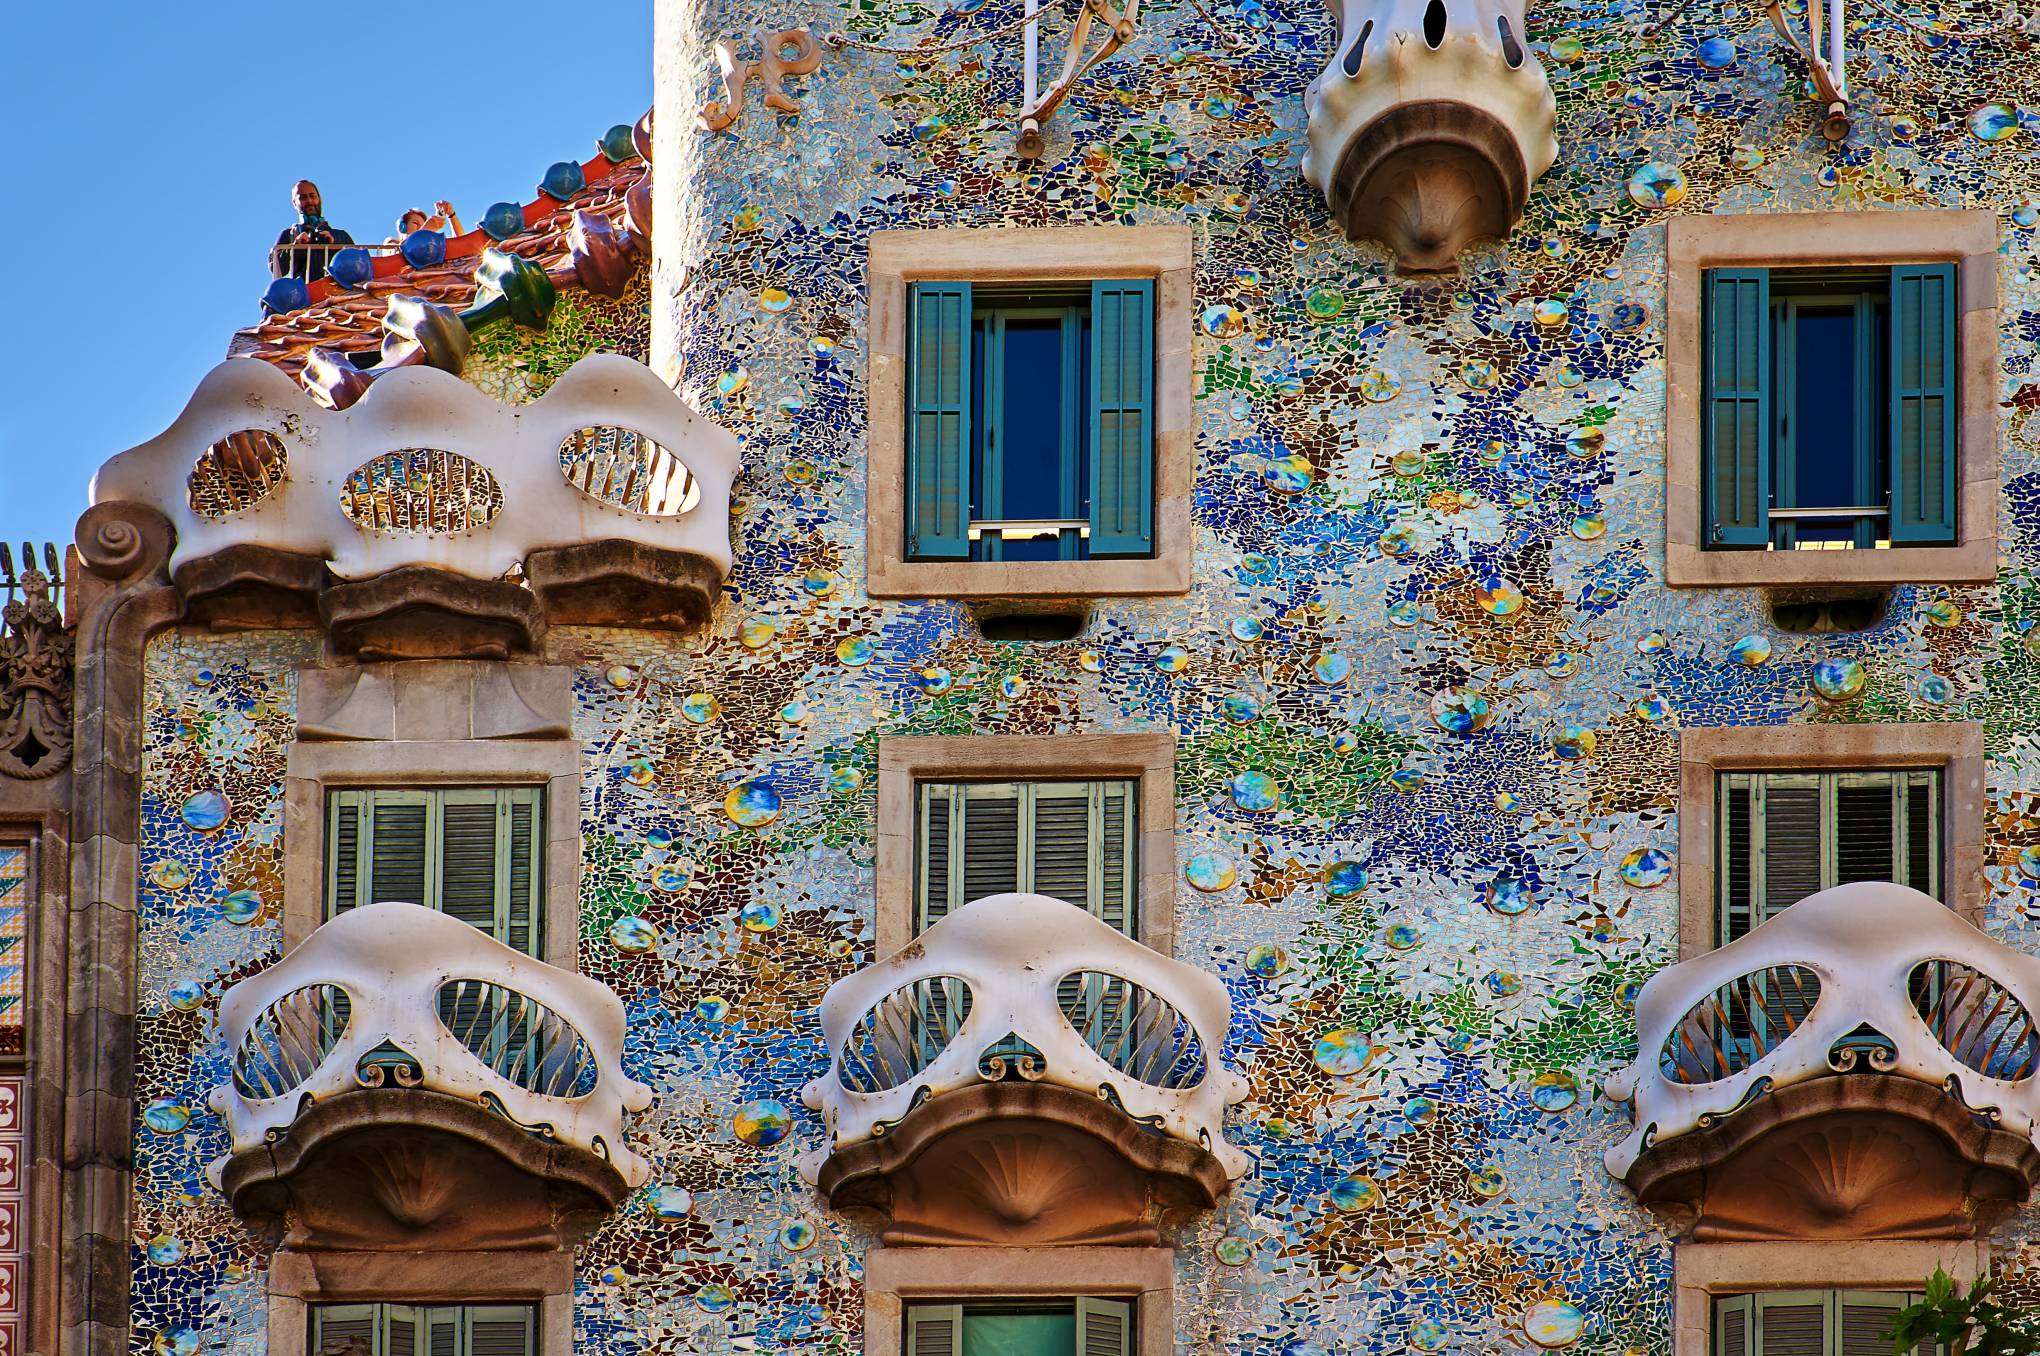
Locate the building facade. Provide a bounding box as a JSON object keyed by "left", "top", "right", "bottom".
{"left": 4, "top": 1, "right": 2040, "bottom": 1355}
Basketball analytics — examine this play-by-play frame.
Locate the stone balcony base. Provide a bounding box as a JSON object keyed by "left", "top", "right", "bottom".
{"left": 218, "top": 1089, "right": 635, "bottom": 1250}
{"left": 1622, "top": 1075, "right": 2040, "bottom": 1242}
{"left": 815, "top": 1082, "right": 1232, "bottom": 1247}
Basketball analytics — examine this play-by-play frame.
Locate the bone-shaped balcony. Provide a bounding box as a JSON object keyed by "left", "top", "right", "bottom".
{"left": 800, "top": 893, "right": 1250, "bottom": 1246}
{"left": 1606, "top": 881, "right": 2040, "bottom": 1241}
{"left": 87, "top": 352, "right": 737, "bottom": 658}
{"left": 1302, "top": 0, "right": 1557, "bottom": 269}
{"left": 207, "top": 901, "right": 652, "bottom": 1250}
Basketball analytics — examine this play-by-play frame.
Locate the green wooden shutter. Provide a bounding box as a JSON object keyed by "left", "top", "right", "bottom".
{"left": 1704, "top": 268, "right": 1772, "bottom": 547}
{"left": 906, "top": 1304, "right": 963, "bottom": 1356}
{"left": 1715, "top": 1296, "right": 1752, "bottom": 1356}
{"left": 961, "top": 785, "right": 1022, "bottom": 903}
{"left": 1889, "top": 263, "right": 1958, "bottom": 544}
{"left": 423, "top": 1309, "right": 460, "bottom": 1356}
{"left": 1030, "top": 784, "right": 1096, "bottom": 909}
{"left": 1899, "top": 771, "right": 1941, "bottom": 897}
{"left": 1753, "top": 1292, "right": 1829, "bottom": 1356}
{"left": 1074, "top": 1299, "right": 1132, "bottom": 1356}
{"left": 1098, "top": 782, "right": 1133, "bottom": 935}
{"left": 439, "top": 792, "right": 504, "bottom": 936}
{"left": 384, "top": 1306, "right": 419, "bottom": 1356}
{"left": 368, "top": 793, "right": 432, "bottom": 907}
{"left": 466, "top": 1307, "right": 535, "bottom": 1356}
{"left": 313, "top": 1305, "right": 380, "bottom": 1356}
{"left": 908, "top": 282, "right": 972, "bottom": 560}
{"left": 1089, "top": 279, "right": 1156, "bottom": 558}
{"left": 1837, "top": 1293, "right": 1910, "bottom": 1356}
{"left": 918, "top": 785, "right": 954, "bottom": 932}
{"left": 1757, "top": 776, "right": 1823, "bottom": 927}
{"left": 1832, "top": 774, "right": 1899, "bottom": 887}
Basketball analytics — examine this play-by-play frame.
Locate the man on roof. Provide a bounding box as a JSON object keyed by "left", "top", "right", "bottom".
{"left": 271, "top": 180, "right": 355, "bottom": 283}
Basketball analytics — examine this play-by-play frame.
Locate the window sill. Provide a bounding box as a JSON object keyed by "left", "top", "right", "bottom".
{"left": 867, "top": 552, "right": 1190, "bottom": 599}
{"left": 1664, "top": 536, "right": 1996, "bottom": 589}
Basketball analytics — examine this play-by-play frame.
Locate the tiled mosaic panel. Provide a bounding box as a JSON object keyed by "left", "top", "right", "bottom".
{"left": 126, "top": 1, "right": 2040, "bottom": 1354}
{"left": 0, "top": 850, "right": 23, "bottom": 1056}
{"left": 0, "top": 1074, "right": 24, "bottom": 1356}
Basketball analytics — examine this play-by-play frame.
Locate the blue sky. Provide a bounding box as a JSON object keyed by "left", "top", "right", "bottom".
{"left": 0, "top": 1, "right": 651, "bottom": 555}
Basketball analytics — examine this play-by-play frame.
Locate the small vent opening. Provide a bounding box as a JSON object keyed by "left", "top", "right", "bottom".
{"left": 1497, "top": 15, "right": 1524, "bottom": 66}
{"left": 1342, "top": 18, "right": 1374, "bottom": 76}
{"left": 971, "top": 601, "right": 1091, "bottom": 643}
{"left": 1767, "top": 587, "right": 1891, "bottom": 634}
{"left": 1423, "top": 0, "right": 1447, "bottom": 47}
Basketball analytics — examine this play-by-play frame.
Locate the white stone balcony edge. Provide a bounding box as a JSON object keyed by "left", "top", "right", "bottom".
{"left": 207, "top": 900, "right": 653, "bottom": 1188}
{"left": 90, "top": 353, "right": 738, "bottom": 583}
{"left": 799, "top": 892, "right": 1252, "bottom": 1183}
{"left": 1605, "top": 880, "right": 2040, "bottom": 1180}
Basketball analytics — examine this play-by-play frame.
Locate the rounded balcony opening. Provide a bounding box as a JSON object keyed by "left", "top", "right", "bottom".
{"left": 1057, "top": 970, "right": 1208, "bottom": 1090}
{"left": 839, "top": 976, "right": 975, "bottom": 1092}
{"left": 234, "top": 984, "right": 352, "bottom": 1100}
{"left": 1658, "top": 965, "right": 1823, "bottom": 1085}
{"left": 189, "top": 429, "right": 290, "bottom": 520}
{"left": 435, "top": 978, "right": 600, "bottom": 1098}
{"left": 1908, "top": 958, "right": 2040, "bottom": 1082}
{"left": 339, "top": 448, "right": 504, "bottom": 535}
{"left": 1341, "top": 18, "right": 1373, "bottom": 77}
{"left": 560, "top": 425, "right": 701, "bottom": 517}
{"left": 1422, "top": 0, "right": 1448, "bottom": 48}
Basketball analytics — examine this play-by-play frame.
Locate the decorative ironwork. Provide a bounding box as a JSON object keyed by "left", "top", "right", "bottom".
{"left": 232, "top": 983, "right": 353, "bottom": 1099}
{"left": 1056, "top": 971, "right": 1210, "bottom": 1090}
{"left": 435, "top": 978, "right": 601, "bottom": 1098}
{"left": 0, "top": 542, "right": 72, "bottom": 780}
{"left": 837, "top": 976, "right": 975, "bottom": 1093}
{"left": 1655, "top": 965, "right": 1823, "bottom": 1085}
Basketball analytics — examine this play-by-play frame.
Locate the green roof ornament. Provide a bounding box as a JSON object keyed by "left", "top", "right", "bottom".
{"left": 597, "top": 123, "right": 639, "bottom": 162}
{"left": 462, "top": 249, "right": 557, "bottom": 334}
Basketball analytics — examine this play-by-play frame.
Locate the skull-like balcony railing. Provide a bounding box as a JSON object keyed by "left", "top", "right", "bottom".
{"left": 208, "top": 901, "right": 652, "bottom": 1249}
{"left": 87, "top": 352, "right": 738, "bottom": 657}
{"left": 1302, "top": 0, "right": 1557, "bottom": 269}
{"left": 800, "top": 893, "right": 1250, "bottom": 1246}
{"left": 1607, "top": 881, "right": 2040, "bottom": 1240}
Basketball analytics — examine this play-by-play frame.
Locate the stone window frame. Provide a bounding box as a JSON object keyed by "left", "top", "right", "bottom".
{"left": 874, "top": 733, "right": 1177, "bottom": 959}
{"left": 1673, "top": 1240, "right": 1984, "bottom": 1356}
{"left": 1664, "top": 210, "right": 1999, "bottom": 588}
{"left": 1676, "top": 723, "right": 1984, "bottom": 960}
{"left": 862, "top": 1246, "right": 1174, "bottom": 1356}
{"left": 283, "top": 663, "right": 582, "bottom": 971}
{"left": 266, "top": 1249, "right": 573, "bottom": 1356}
{"left": 865, "top": 226, "right": 1195, "bottom": 599}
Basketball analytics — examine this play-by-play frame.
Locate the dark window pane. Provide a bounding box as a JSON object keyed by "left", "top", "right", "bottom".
{"left": 998, "top": 319, "right": 1067, "bottom": 521}
{"left": 1787, "top": 307, "right": 1859, "bottom": 541}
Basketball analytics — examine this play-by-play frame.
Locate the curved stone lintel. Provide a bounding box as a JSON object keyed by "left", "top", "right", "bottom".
{"left": 220, "top": 1089, "right": 633, "bottom": 1250}
{"left": 1625, "top": 1075, "right": 2040, "bottom": 1241}
{"left": 319, "top": 568, "right": 548, "bottom": 661}
{"left": 525, "top": 538, "right": 725, "bottom": 629}
{"left": 172, "top": 543, "right": 327, "bottom": 631}
{"left": 815, "top": 1082, "right": 1233, "bottom": 1247}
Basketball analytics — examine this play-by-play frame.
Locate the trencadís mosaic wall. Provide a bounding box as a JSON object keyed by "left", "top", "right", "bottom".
{"left": 126, "top": 0, "right": 2040, "bottom": 1351}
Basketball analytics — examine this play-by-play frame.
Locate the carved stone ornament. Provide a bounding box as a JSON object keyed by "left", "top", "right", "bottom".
{"left": 88, "top": 353, "right": 738, "bottom": 657}
{"left": 0, "top": 555, "right": 73, "bottom": 779}
{"left": 1302, "top": 0, "right": 1557, "bottom": 269}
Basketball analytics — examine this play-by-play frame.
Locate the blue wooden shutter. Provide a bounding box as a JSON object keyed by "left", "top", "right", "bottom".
{"left": 1089, "top": 279, "right": 1155, "bottom": 557}
{"left": 1889, "top": 263, "right": 1957, "bottom": 544}
{"left": 907, "top": 282, "right": 971, "bottom": 560}
{"left": 1704, "top": 268, "right": 1772, "bottom": 546}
